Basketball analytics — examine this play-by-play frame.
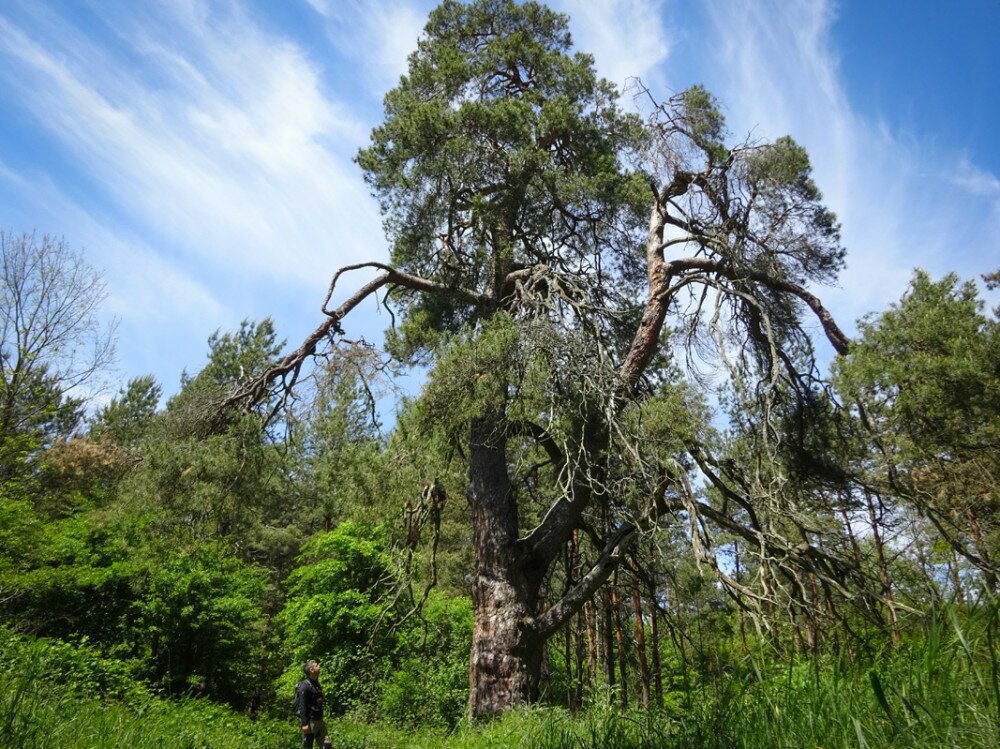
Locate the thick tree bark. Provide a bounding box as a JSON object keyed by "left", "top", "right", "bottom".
{"left": 467, "top": 415, "right": 547, "bottom": 719}
{"left": 468, "top": 580, "right": 547, "bottom": 719}
{"left": 465, "top": 411, "right": 634, "bottom": 718}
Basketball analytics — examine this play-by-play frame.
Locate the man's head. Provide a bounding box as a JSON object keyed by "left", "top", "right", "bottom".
{"left": 303, "top": 659, "right": 321, "bottom": 678}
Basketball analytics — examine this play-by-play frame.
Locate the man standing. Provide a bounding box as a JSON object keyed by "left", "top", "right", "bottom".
{"left": 294, "top": 659, "right": 330, "bottom": 749}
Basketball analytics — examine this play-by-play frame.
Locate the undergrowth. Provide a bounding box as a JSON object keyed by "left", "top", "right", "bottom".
{"left": 3, "top": 605, "right": 999, "bottom": 748}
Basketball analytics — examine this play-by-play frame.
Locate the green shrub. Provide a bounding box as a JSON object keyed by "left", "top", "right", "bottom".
{"left": 380, "top": 592, "right": 473, "bottom": 729}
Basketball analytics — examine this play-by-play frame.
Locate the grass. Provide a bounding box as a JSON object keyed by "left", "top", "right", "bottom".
{"left": 3, "top": 605, "right": 1000, "bottom": 748}
{"left": 0, "top": 630, "right": 288, "bottom": 749}
{"left": 326, "top": 604, "right": 1000, "bottom": 749}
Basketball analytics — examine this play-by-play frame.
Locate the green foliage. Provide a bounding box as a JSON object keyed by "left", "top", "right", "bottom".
{"left": 0, "top": 628, "right": 289, "bottom": 749}
{"left": 181, "top": 318, "right": 284, "bottom": 392}
{"left": 4, "top": 2, "right": 1000, "bottom": 743}
{"left": 123, "top": 319, "right": 298, "bottom": 547}
{"left": 632, "top": 379, "right": 711, "bottom": 460}
{"left": 677, "top": 606, "right": 1000, "bottom": 749}
{"left": 1, "top": 499, "right": 273, "bottom": 710}
{"left": 380, "top": 592, "right": 473, "bottom": 729}
{"left": 318, "top": 606, "right": 1000, "bottom": 748}
{"left": 277, "top": 521, "right": 401, "bottom": 713}
{"left": 0, "top": 365, "right": 86, "bottom": 492}
{"left": 0, "top": 490, "right": 45, "bottom": 571}
{"left": 91, "top": 375, "right": 162, "bottom": 448}
{"left": 140, "top": 411, "right": 285, "bottom": 540}
{"left": 277, "top": 523, "right": 473, "bottom": 724}
{"left": 0, "top": 504, "right": 150, "bottom": 646}
{"left": 167, "top": 318, "right": 283, "bottom": 437}
{"left": 838, "top": 270, "right": 998, "bottom": 456}
{"left": 678, "top": 85, "right": 727, "bottom": 163}
{"left": 133, "top": 541, "right": 268, "bottom": 708}
{"left": 358, "top": 0, "right": 645, "bottom": 354}
{"left": 835, "top": 269, "right": 1000, "bottom": 578}
{"left": 421, "top": 313, "right": 522, "bottom": 435}
{"left": 5, "top": 609, "right": 1000, "bottom": 748}
{"left": 294, "top": 345, "right": 386, "bottom": 529}
{"left": 0, "top": 626, "right": 146, "bottom": 701}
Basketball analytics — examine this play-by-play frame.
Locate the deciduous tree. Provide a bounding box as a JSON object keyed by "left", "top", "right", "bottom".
{"left": 0, "top": 232, "right": 115, "bottom": 484}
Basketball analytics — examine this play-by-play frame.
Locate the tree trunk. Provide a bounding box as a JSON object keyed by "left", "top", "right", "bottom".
{"left": 629, "top": 559, "right": 650, "bottom": 708}
{"left": 468, "top": 578, "right": 546, "bottom": 719}
{"left": 464, "top": 412, "right": 634, "bottom": 719}
{"left": 611, "top": 580, "right": 629, "bottom": 708}
{"left": 584, "top": 599, "right": 596, "bottom": 690}
{"left": 603, "top": 593, "right": 616, "bottom": 695}
{"left": 574, "top": 610, "right": 587, "bottom": 709}
{"left": 467, "top": 416, "right": 546, "bottom": 720}
{"left": 647, "top": 576, "right": 663, "bottom": 706}
{"left": 864, "top": 490, "right": 900, "bottom": 645}
{"left": 734, "top": 543, "right": 749, "bottom": 656}
{"left": 572, "top": 531, "right": 587, "bottom": 710}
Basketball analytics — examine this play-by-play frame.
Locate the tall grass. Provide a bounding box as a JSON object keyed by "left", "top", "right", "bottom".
{"left": 3, "top": 604, "right": 999, "bottom": 748}
{"left": 704, "top": 603, "right": 1000, "bottom": 749}
{"left": 0, "top": 630, "right": 288, "bottom": 749}
{"left": 327, "top": 604, "right": 1000, "bottom": 749}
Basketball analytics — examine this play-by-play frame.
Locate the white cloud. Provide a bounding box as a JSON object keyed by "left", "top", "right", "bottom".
{"left": 303, "top": 0, "right": 427, "bottom": 94}
{"left": 952, "top": 156, "right": 1000, "bottom": 199}
{"left": 2, "top": 0, "right": 995, "bottom": 394}
{"left": 303, "top": 0, "right": 332, "bottom": 16}
{"left": 0, "top": 154, "right": 230, "bottom": 391}
{"left": 699, "top": 0, "right": 998, "bottom": 332}
{"left": 555, "top": 0, "right": 671, "bottom": 92}
{"left": 0, "top": 4, "right": 384, "bottom": 293}
{"left": 0, "top": 158, "right": 224, "bottom": 322}
{"left": 0, "top": 1, "right": 400, "bottom": 390}
{"left": 312, "top": 0, "right": 672, "bottom": 101}
{"left": 375, "top": 5, "right": 427, "bottom": 84}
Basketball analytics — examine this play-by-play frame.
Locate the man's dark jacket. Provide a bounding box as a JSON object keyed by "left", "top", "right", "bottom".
{"left": 294, "top": 677, "right": 324, "bottom": 724}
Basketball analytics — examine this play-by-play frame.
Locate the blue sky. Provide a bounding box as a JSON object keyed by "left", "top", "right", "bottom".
{"left": 1, "top": 0, "right": 997, "bottom": 406}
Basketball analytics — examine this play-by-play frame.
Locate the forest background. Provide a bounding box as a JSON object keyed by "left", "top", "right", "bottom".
{"left": 2, "top": 1, "right": 1000, "bottom": 748}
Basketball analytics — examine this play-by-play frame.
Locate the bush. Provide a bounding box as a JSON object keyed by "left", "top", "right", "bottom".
{"left": 132, "top": 541, "right": 269, "bottom": 709}
{"left": 0, "top": 627, "right": 291, "bottom": 749}
{"left": 276, "top": 522, "right": 401, "bottom": 715}
{"left": 380, "top": 592, "right": 472, "bottom": 729}
{"left": 0, "top": 626, "right": 146, "bottom": 701}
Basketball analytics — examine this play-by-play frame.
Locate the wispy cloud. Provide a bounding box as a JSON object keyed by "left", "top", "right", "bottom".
{"left": 303, "top": 0, "right": 427, "bottom": 94}
{"left": 0, "top": 0, "right": 404, "bottom": 391}
{"left": 0, "top": 152, "right": 232, "bottom": 394}
{"left": 0, "top": 2, "right": 383, "bottom": 292}
{"left": 555, "top": 0, "right": 671, "bottom": 92}
{"left": 1, "top": 0, "right": 995, "bottom": 395}
{"left": 952, "top": 156, "right": 1000, "bottom": 200}
{"left": 308, "top": 0, "right": 672, "bottom": 100}
{"left": 699, "top": 0, "right": 999, "bottom": 331}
